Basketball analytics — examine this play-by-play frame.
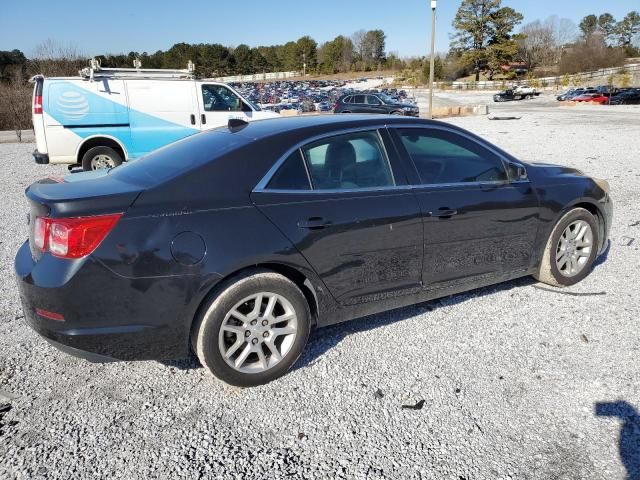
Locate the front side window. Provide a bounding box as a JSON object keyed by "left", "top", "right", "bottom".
{"left": 301, "top": 131, "right": 394, "bottom": 190}
{"left": 366, "top": 95, "right": 382, "bottom": 105}
{"left": 397, "top": 128, "right": 507, "bottom": 184}
{"left": 202, "top": 85, "right": 248, "bottom": 112}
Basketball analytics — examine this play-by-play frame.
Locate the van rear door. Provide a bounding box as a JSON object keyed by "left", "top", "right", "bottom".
{"left": 31, "top": 76, "right": 48, "bottom": 160}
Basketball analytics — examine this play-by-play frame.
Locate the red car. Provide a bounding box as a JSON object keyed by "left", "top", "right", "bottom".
{"left": 572, "top": 93, "right": 609, "bottom": 104}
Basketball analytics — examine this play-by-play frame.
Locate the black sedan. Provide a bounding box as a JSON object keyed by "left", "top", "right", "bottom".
{"left": 334, "top": 93, "right": 419, "bottom": 116}
{"left": 15, "top": 115, "right": 612, "bottom": 387}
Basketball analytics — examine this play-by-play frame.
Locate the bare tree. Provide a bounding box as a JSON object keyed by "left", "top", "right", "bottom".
{"left": 0, "top": 72, "right": 32, "bottom": 141}
{"left": 30, "top": 39, "right": 85, "bottom": 77}
{"left": 518, "top": 20, "right": 556, "bottom": 70}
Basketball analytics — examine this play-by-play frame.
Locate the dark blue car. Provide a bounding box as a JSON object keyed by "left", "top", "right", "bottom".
{"left": 15, "top": 115, "right": 612, "bottom": 386}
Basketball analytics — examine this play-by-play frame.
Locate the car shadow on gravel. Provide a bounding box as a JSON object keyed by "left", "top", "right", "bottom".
{"left": 595, "top": 401, "right": 640, "bottom": 480}
{"left": 161, "top": 244, "right": 611, "bottom": 374}
{"left": 293, "top": 275, "right": 537, "bottom": 371}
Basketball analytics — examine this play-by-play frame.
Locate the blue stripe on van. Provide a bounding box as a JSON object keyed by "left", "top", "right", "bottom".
{"left": 45, "top": 81, "right": 198, "bottom": 159}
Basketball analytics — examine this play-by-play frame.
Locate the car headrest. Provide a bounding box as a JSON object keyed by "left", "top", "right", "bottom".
{"left": 325, "top": 141, "right": 356, "bottom": 176}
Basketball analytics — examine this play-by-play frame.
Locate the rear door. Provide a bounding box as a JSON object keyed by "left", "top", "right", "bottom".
{"left": 390, "top": 126, "right": 540, "bottom": 291}
{"left": 252, "top": 128, "right": 423, "bottom": 306}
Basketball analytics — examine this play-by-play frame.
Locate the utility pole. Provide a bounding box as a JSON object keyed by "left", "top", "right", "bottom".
{"left": 428, "top": 0, "right": 437, "bottom": 119}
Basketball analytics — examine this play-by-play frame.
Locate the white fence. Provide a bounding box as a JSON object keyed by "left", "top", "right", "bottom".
{"left": 207, "top": 71, "right": 300, "bottom": 83}
{"left": 444, "top": 63, "right": 640, "bottom": 90}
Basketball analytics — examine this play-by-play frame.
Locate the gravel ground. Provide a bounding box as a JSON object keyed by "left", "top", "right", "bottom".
{"left": 1, "top": 103, "right": 639, "bottom": 480}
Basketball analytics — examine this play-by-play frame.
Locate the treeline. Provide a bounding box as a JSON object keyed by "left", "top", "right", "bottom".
{"left": 0, "top": 30, "right": 389, "bottom": 82}
{"left": 97, "top": 30, "right": 387, "bottom": 76}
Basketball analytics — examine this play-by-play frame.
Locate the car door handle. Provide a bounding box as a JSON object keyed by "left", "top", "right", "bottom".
{"left": 190, "top": 114, "right": 196, "bottom": 125}
{"left": 201, "top": 114, "right": 206, "bottom": 125}
{"left": 428, "top": 209, "right": 458, "bottom": 218}
{"left": 297, "top": 217, "right": 331, "bottom": 230}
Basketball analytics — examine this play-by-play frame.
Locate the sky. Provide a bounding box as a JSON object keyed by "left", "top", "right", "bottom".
{"left": 1, "top": 0, "right": 638, "bottom": 59}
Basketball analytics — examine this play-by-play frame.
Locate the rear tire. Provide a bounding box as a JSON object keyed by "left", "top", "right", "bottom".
{"left": 81, "top": 146, "right": 123, "bottom": 171}
{"left": 534, "top": 208, "right": 599, "bottom": 287}
{"left": 192, "top": 270, "right": 311, "bottom": 387}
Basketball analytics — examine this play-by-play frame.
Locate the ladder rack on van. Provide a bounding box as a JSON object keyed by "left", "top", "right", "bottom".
{"left": 79, "top": 58, "right": 195, "bottom": 81}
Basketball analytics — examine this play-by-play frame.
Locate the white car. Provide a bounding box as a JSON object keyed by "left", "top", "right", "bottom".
{"left": 31, "top": 64, "right": 279, "bottom": 170}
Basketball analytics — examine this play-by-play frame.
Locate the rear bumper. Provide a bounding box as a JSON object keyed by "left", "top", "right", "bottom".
{"left": 32, "top": 150, "right": 49, "bottom": 164}
{"left": 14, "top": 240, "right": 199, "bottom": 362}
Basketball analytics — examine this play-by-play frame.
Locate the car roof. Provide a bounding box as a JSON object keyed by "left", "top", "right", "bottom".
{"left": 224, "top": 115, "right": 445, "bottom": 140}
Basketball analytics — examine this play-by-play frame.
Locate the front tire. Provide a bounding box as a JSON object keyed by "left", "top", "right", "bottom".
{"left": 192, "top": 270, "right": 311, "bottom": 387}
{"left": 81, "top": 146, "right": 123, "bottom": 171}
{"left": 534, "top": 208, "right": 599, "bottom": 287}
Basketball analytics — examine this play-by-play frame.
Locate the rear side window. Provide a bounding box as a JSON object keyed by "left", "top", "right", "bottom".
{"left": 267, "top": 150, "right": 310, "bottom": 190}
{"left": 343, "top": 96, "right": 353, "bottom": 104}
{"left": 397, "top": 128, "right": 507, "bottom": 184}
{"left": 353, "top": 95, "right": 365, "bottom": 104}
{"left": 301, "top": 131, "right": 394, "bottom": 190}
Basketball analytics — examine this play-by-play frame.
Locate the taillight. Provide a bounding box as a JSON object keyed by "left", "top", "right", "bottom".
{"left": 33, "top": 213, "right": 122, "bottom": 259}
{"left": 33, "top": 95, "right": 43, "bottom": 114}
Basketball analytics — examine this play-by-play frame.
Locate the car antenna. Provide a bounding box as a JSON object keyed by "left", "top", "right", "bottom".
{"left": 228, "top": 118, "right": 249, "bottom": 132}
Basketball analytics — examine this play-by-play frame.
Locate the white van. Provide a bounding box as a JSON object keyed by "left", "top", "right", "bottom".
{"left": 31, "top": 64, "right": 278, "bottom": 170}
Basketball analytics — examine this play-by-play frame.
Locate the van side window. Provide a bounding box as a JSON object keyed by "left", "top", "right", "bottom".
{"left": 202, "top": 85, "right": 249, "bottom": 112}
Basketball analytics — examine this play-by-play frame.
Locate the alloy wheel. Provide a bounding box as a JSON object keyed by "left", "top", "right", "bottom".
{"left": 218, "top": 292, "right": 298, "bottom": 374}
{"left": 556, "top": 219, "right": 593, "bottom": 277}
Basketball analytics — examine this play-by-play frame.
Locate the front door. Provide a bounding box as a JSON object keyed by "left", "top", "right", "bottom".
{"left": 252, "top": 129, "right": 423, "bottom": 306}
{"left": 196, "top": 83, "right": 252, "bottom": 130}
{"left": 391, "top": 127, "right": 540, "bottom": 291}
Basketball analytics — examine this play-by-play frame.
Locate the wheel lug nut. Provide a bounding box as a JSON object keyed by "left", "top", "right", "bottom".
{"left": 262, "top": 319, "right": 268, "bottom": 326}
{"left": 251, "top": 338, "right": 258, "bottom": 345}
{"left": 251, "top": 320, "right": 257, "bottom": 326}
{"left": 244, "top": 330, "right": 251, "bottom": 338}
{"left": 262, "top": 331, "right": 269, "bottom": 338}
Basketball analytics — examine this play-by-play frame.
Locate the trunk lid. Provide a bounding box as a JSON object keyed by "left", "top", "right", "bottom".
{"left": 26, "top": 173, "right": 144, "bottom": 260}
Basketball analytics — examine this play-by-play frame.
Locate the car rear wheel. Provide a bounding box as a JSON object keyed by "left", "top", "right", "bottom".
{"left": 192, "top": 270, "right": 311, "bottom": 387}
{"left": 81, "top": 146, "right": 123, "bottom": 171}
{"left": 534, "top": 207, "right": 599, "bottom": 287}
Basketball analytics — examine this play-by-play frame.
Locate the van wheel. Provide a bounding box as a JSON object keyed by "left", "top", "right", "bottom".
{"left": 81, "top": 146, "right": 123, "bottom": 171}
{"left": 192, "top": 270, "right": 311, "bottom": 387}
{"left": 534, "top": 208, "right": 599, "bottom": 287}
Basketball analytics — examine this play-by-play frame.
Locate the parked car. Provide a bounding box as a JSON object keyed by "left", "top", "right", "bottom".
{"left": 564, "top": 88, "right": 598, "bottom": 100}
{"left": 15, "top": 115, "right": 612, "bottom": 387}
{"left": 609, "top": 89, "right": 640, "bottom": 105}
{"left": 493, "top": 89, "right": 537, "bottom": 102}
{"left": 334, "top": 93, "right": 419, "bottom": 116}
{"left": 572, "top": 93, "right": 609, "bottom": 104}
{"left": 316, "top": 101, "right": 332, "bottom": 112}
{"left": 31, "top": 63, "right": 278, "bottom": 171}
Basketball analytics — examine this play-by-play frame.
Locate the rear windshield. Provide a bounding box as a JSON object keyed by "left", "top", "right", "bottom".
{"left": 110, "top": 130, "right": 248, "bottom": 186}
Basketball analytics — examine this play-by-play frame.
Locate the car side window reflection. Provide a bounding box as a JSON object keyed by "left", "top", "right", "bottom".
{"left": 397, "top": 129, "right": 507, "bottom": 184}
{"left": 301, "top": 131, "right": 395, "bottom": 190}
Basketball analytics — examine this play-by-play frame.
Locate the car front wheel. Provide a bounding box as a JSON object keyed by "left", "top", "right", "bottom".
{"left": 534, "top": 207, "right": 599, "bottom": 287}
{"left": 192, "top": 270, "right": 311, "bottom": 387}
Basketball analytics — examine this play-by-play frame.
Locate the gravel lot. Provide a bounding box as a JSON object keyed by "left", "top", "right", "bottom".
{"left": 1, "top": 101, "right": 639, "bottom": 480}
